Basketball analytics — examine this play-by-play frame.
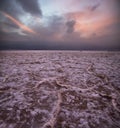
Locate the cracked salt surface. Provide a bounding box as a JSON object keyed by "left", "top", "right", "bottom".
{"left": 0, "top": 51, "right": 120, "bottom": 128}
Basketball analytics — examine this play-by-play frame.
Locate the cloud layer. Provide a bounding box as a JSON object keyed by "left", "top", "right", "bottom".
{"left": 16, "top": 0, "right": 42, "bottom": 16}
{"left": 66, "top": 20, "right": 76, "bottom": 33}
{"left": 0, "top": 0, "right": 120, "bottom": 50}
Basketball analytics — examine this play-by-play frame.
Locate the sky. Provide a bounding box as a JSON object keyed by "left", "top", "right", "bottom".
{"left": 0, "top": 0, "right": 120, "bottom": 50}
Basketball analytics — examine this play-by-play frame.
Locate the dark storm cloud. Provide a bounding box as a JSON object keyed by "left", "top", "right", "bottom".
{"left": 0, "top": 0, "right": 23, "bottom": 19}
{"left": 66, "top": 20, "right": 76, "bottom": 33}
{"left": 16, "top": 0, "right": 42, "bottom": 16}
{"left": 89, "top": 3, "right": 100, "bottom": 11}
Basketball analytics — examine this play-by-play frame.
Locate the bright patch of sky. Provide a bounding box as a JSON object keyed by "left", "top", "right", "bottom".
{"left": 39, "top": 0, "right": 83, "bottom": 16}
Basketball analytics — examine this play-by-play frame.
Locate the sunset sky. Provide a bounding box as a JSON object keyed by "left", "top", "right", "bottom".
{"left": 0, "top": 0, "right": 120, "bottom": 50}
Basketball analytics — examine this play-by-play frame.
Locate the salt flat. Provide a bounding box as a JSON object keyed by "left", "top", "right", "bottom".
{"left": 0, "top": 51, "right": 120, "bottom": 128}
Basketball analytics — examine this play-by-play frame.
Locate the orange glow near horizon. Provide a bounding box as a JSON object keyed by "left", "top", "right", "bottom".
{"left": 72, "top": 14, "right": 119, "bottom": 38}
{"left": 1, "top": 11, "right": 37, "bottom": 35}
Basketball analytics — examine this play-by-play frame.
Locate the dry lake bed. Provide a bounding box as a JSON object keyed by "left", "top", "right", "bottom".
{"left": 0, "top": 51, "right": 120, "bottom": 128}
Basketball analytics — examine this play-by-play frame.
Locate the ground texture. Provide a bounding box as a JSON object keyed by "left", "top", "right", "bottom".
{"left": 0, "top": 51, "right": 120, "bottom": 128}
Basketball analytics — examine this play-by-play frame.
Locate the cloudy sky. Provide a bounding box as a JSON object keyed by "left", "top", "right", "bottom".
{"left": 0, "top": 0, "right": 120, "bottom": 50}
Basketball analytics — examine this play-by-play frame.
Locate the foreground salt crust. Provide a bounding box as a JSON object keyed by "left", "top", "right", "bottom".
{"left": 0, "top": 51, "right": 120, "bottom": 128}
